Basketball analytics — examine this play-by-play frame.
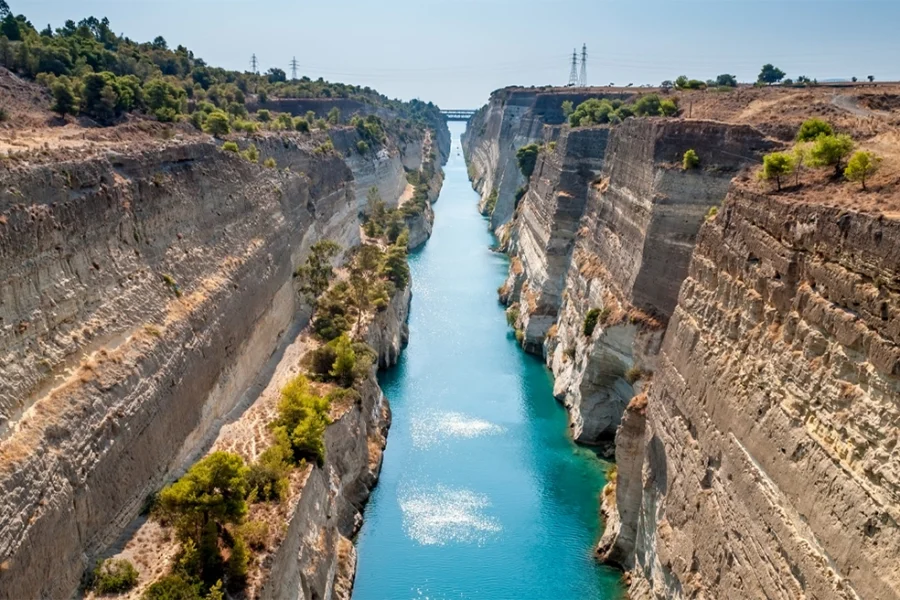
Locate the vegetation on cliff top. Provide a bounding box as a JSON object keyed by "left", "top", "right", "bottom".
{"left": 759, "top": 118, "right": 879, "bottom": 191}
{"left": 0, "top": 4, "right": 443, "bottom": 129}
{"left": 568, "top": 94, "right": 678, "bottom": 127}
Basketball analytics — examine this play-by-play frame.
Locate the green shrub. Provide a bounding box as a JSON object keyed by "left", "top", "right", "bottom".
{"left": 506, "top": 306, "right": 520, "bottom": 328}
{"left": 204, "top": 110, "right": 230, "bottom": 136}
{"left": 484, "top": 189, "right": 498, "bottom": 215}
{"left": 246, "top": 430, "right": 291, "bottom": 502}
{"left": 514, "top": 329, "right": 525, "bottom": 344}
{"left": 239, "top": 521, "right": 269, "bottom": 551}
{"left": 295, "top": 239, "right": 342, "bottom": 307}
{"left": 221, "top": 141, "right": 239, "bottom": 153}
{"left": 256, "top": 109, "right": 271, "bottom": 122}
{"left": 515, "top": 144, "right": 540, "bottom": 178}
{"left": 314, "top": 138, "right": 334, "bottom": 154}
{"left": 632, "top": 94, "right": 661, "bottom": 117}
{"left": 682, "top": 149, "right": 700, "bottom": 170}
{"left": 241, "top": 144, "right": 259, "bottom": 163}
{"left": 583, "top": 308, "right": 601, "bottom": 337}
{"left": 143, "top": 575, "right": 202, "bottom": 600}
{"left": 357, "top": 140, "right": 369, "bottom": 154}
{"left": 659, "top": 99, "right": 679, "bottom": 117}
{"left": 293, "top": 117, "right": 310, "bottom": 132}
{"left": 93, "top": 558, "right": 139, "bottom": 594}
{"left": 796, "top": 118, "right": 833, "bottom": 142}
{"left": 275, "top": 374, "right": 331, "bottom": 466}
{"left": 705, "top": 206, "right": 718, "bottom": 221}
{"left": 263, "top": 157, "right": 276, "bottom": 168}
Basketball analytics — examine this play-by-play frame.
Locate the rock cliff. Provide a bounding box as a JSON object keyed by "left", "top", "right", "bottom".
{"left": 0, "top": 115, "right": 446, "bottom": 598}
{"left": 462, "top": 88, "right": 623, "bottom": 231}
{"left": 468, "top": 91, "right": 900, "bottom": 599}
{"left": 626, "top": 190, "right": 900, "bottom": 600}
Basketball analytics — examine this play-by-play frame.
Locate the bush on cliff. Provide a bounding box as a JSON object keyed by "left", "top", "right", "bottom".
{"left": 583, "top": 308, "right": 601, "bottom": 337}
{"left": 516, "top": 144, "right": 540, "bottom": 178}
{"left": 275, "top": 374, "right": 331, "bottom": 465}
{"left": 204, "top": 110, "right": 230, "bottom": 136}
{"left": 484, "top": 188, "right": 498, "bottom": 215}
{"left": 221, "top": 141, "right": 239, "bottom": 153}
{"left": 682, "top": 149, "right": 700, "bottom": 170}
{"left": 246, "top": 428, "right": 293, "bottom": 502}
{"left": 313, "top": 282, "right": 352, "bottom": 341}
{"left": 295, "top": 239, "right": 342, "bottom": 308}
{"left": 92, "top": 558, "right": 139, "bottom": 594}
{"left": 796, "top": 118, "right": 833, "bottom": 142}
{"left": 381, "top": 244, "right": 410, "bottom": 289}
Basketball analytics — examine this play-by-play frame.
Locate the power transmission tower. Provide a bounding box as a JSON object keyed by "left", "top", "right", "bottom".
{"left": 290, "top": 56, "right": 299, "bottom": 81}
{"left": 579, "top": 44, "right": 587, "bottom": 87}
{"left": 250, "top": 53, "right": 258, "bottom": 74}
{"left": 568, "top": 49, "right": 578, "bottom": 87}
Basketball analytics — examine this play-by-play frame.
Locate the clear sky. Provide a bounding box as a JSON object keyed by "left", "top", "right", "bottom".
{"left": 17, "top": 0, "right": 900, "bottom": 109}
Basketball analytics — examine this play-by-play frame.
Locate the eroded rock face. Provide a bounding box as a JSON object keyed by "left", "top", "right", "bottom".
{"left": 629, "top": 191, "right": 900, "bottom": 600}
{"left": 0, "top": 120, "right": 446, "bottom": 598}
{"left": 497, "top": 119, "right": 771, "bottom": 446}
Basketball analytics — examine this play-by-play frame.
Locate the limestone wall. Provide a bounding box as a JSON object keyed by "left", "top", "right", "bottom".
{"left": 628, "top": 191, "right": 900, "bottom": 600}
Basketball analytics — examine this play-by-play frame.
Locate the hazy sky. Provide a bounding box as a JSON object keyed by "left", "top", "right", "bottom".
{"left": 18, "top": 0, "right": 900, "bottom": 108}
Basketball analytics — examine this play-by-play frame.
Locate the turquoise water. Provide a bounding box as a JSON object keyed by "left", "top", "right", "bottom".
{"left": 352, "top": 122, "right": 622, "bottom": 600}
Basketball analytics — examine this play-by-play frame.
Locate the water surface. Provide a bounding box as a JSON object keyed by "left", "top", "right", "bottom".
{"left": 353, "top": 122, "right": 622, "bottom": 599}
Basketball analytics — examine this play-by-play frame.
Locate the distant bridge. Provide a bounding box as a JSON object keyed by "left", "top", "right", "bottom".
{"left": 442, "top": 109, "right": 476, "bottom": 121}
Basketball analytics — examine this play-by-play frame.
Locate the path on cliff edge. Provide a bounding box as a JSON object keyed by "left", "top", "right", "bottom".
{"left": 351, "top": 122, "right": 623, "bottom": 599}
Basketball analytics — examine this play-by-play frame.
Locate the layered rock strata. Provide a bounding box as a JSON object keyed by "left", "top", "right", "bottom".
{"left": 623, "top": 190, "right": 900, "bottom": 600}
{"left": 498, "top": 118, "right": 771, "bottom": 444}
{"left": 0, "top": 119, "right": 446, "bottom": 598}
{"left": 462, "top": 87, "right": 631, "bottom": 231}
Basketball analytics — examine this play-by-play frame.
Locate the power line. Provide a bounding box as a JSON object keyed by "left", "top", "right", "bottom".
{"left": 290, "top": 56, "right": 299, "bottom": 81}
{"left": 250, "top": 53, "right": 258, "bottom": 75}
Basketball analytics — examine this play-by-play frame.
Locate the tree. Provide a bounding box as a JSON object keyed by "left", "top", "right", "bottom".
{"left": 851, "top": 76, "right": 858, "bottom": 83}
{"left": 561, "top": 100, "right": 574, "bottom": 118}
{"left": 156, "top": 452, "right": 250, "bottom": 586}
{"left": 348, "top": 244, "right": 383, "bottom": 337}
{"left": 51, "top": 79, "right": 77, "bottom": 117}
{"left": 380, "top": 245, "right": 410, "bottom": 289}
{"left": 791, "top": 144, "right": 808, "bottom": 187}
{"left": 327, "top": 106, "right": 341, "bottom": 124}
{"left": 760, "top": 152, "right": 794, "bottom": 190}
{"left": 683, "top": 149, "right": 700, "bottom": 170}
{"left": 868, "top": 75, "right": 875, "bottom": 82}
{"left": 808, "top": 134, "right": 854, "bottom": 176}
{"left": 716, "top": 74, "right": 737, "bottom": 87}
{"left": 267, "top": 68, "right": 286, "bottom": 84}
{"left": 844, "top": 150, "right": 881, "bottom": 190}
{"left": 0, "top": 1, "right": 8, "bottom": 18}
{"left": 295, "top": 239, "right": 342, "bottom": 306}
{"left": 152, "top": 35, "right": 168, "bottom": 50}
{"left": 329, "top": 334, "right": 357, "bottom": 387}
{"left": 144, "top": 78, "right": 185, "bottom": 122}
{"left": 204, "top": 110, "right": 230, "bottom": 136}
{"left": 81, "top": 72, "right": 120, "bottom": 123}
{"left": 674, "top": 75, "right": 689, "bottom": 89}
{"left": 758, "top": 64, "right": 786, "bottom": 85}
{"left": 660, "top": 80, "right": 674, "bottom": 91}
{"left": 516, "top": 143, "right": 540, "bottom": 178}
{"left": 796, "top": 118, "right": 833, "bottom": 142}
